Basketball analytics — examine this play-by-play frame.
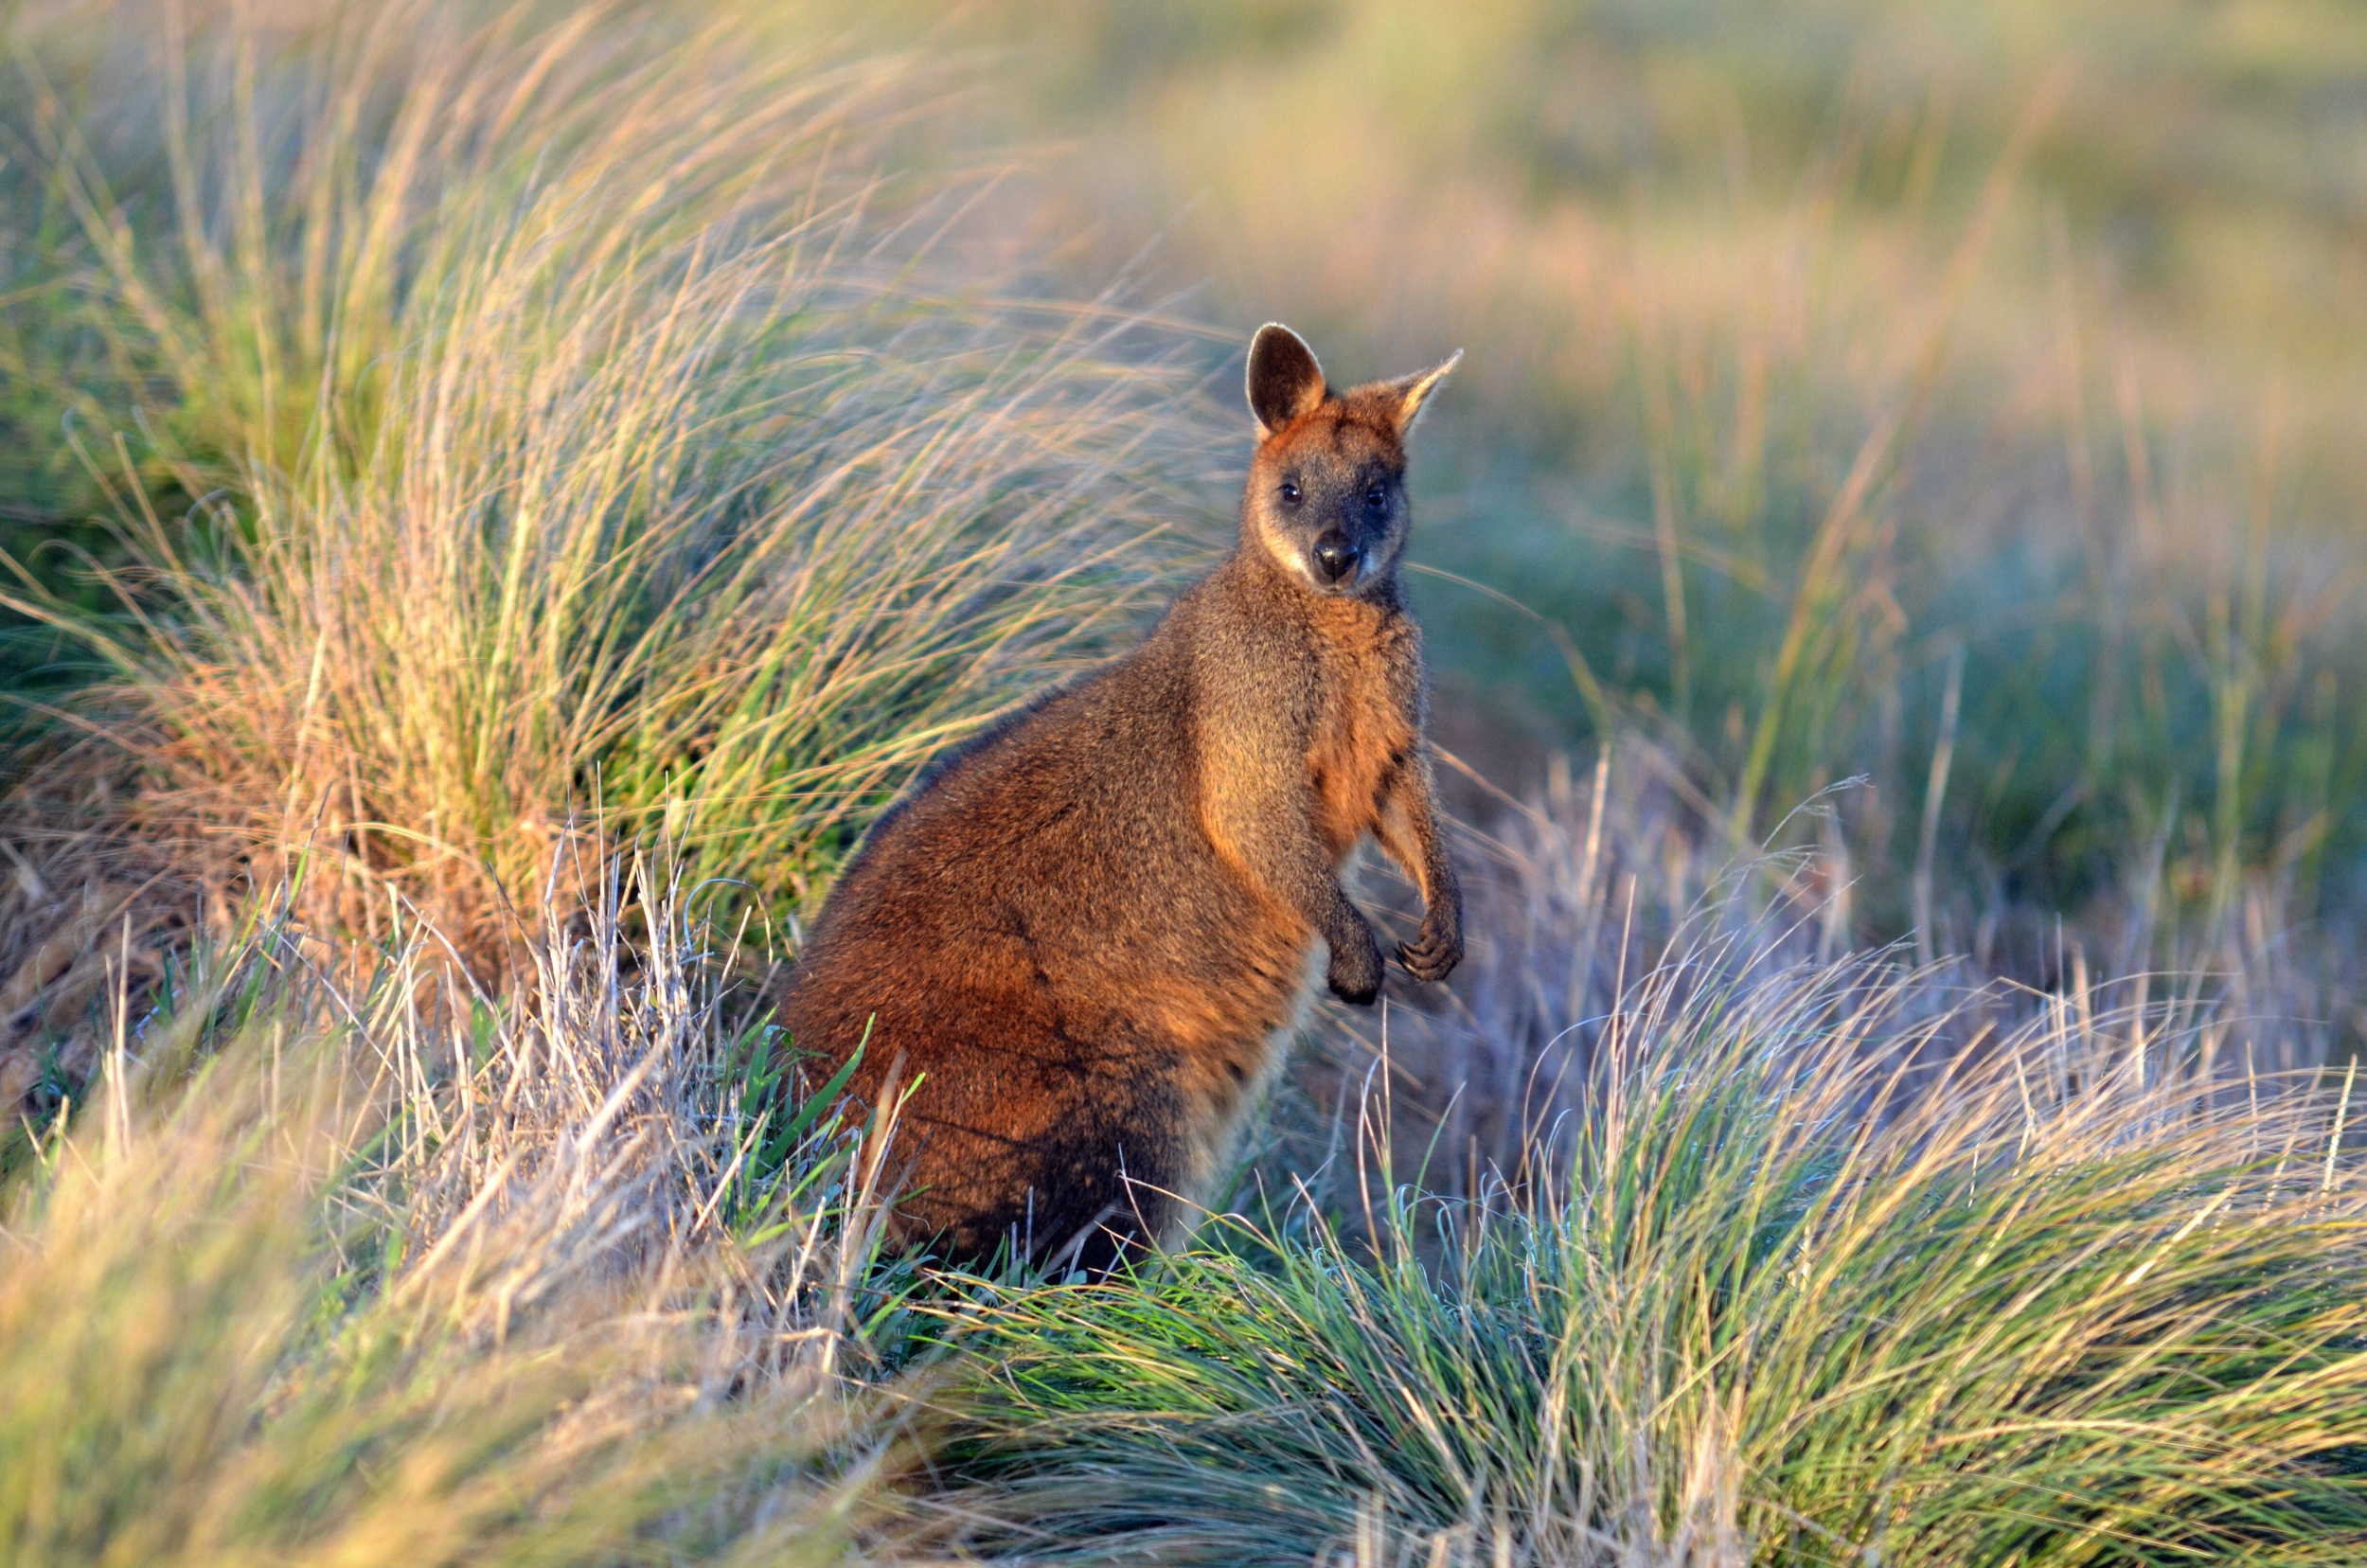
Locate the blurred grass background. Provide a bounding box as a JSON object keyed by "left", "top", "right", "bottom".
{"left": 9, "top": 0, "right": 2364, "bottom": 989}
{"left": 863, "top": 0, "right": 2367, "bottom": 993}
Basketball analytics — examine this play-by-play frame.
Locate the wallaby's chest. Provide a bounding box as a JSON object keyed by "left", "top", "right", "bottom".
{"left": 1305, "top": 611, "right": 1417, "bottom": 862}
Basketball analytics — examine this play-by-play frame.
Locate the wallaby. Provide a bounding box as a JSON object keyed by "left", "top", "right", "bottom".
{"left": 778, "top": 323, "right": 1463, "bottom": 1274}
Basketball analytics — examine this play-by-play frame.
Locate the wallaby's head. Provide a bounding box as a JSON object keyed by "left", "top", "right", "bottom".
{"left": 1240, "top": 323, "right": 1459, "bottom": 597}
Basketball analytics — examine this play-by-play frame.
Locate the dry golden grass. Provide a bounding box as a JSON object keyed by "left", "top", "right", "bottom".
{"left": 1, "top": 846, "right": 917, "bottom": 1565}
{"left": 1, "top": 0, "right": 1223, "bottom": 1049}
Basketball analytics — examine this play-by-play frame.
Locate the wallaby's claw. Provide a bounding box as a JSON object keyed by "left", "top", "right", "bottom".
{"left": 1396, "top": 922, "right": 1463, "bottom": 984}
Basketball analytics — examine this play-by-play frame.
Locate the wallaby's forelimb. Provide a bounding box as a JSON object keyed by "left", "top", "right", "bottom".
{"left": 1375, "top": 740, "right": 1463, "bottom": 983}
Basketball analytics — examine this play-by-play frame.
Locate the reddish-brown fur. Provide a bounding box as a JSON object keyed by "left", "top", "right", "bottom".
{"left": 776, "top": 324, "right": 1462, "bottom": 1273}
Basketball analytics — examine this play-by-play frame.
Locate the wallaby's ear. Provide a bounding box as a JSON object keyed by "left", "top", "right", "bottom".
{"left": 1246, "top": 323, "right": 1327, "bottom": 437}
{"left": 1379, "top": 348, "right": 1462, "bottom": 437}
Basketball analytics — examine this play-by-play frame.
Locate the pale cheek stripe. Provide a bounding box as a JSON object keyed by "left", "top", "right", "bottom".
{"left": 1257, "top": 521, "right": 1322, "bottom": 587}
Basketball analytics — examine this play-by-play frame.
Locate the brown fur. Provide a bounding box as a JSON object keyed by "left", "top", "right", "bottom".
{"left": 776, "top": 324, "right": 1463, "bottom": 1273}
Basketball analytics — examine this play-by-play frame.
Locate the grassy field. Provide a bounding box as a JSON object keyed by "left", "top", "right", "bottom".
{"left": 934, "top": 0, "right": 2367, "bottom": 968}
{"left": 3, "top": 1, "right": 2363, "bottom": 1562}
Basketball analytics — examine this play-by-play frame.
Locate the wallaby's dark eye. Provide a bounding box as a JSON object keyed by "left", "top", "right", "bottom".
{"left": 1364, "top": 485, "right": 1389, "bottom": 511}
{"left": 1279, "top": 481, "right": 1301, "bottom": 506}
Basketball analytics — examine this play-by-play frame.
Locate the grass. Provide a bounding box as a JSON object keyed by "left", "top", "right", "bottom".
{"left": 927, "top": 937, "right": 2367, "bottom": 1565}
{"left": 1317, "top": 737, "right": 2343, "bottom": 1206}
{"left": 1, "top": 0, "right": 1221, "bottom": 975}
{"left": 2, "top": 2, "right": 2364, "bottom": 1564}
{"left": 2, "top": 850, "right": 918, "bottom": 1566}
{"left": 9, "top": 811, "right": 2360, "bottom": 1565}
{"left": 902, "top": 750, "right": 2359, "bottom": 1564}
{"left": 933, "top": 975, "right": 2367, "bottom": 1562}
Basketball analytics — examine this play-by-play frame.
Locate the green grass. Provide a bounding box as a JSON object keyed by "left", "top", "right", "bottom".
{"left": 2, "top": 853, "right": 918, "bottom": 1566}
{"left": 0, "top": 0, "right": 1219, "bottom": 970}
{"left": 928, "top": 944, "right": 2367, "bottom": 1564}
{"left": 9, "top": 832, "right": 2361, "bottom": 1565}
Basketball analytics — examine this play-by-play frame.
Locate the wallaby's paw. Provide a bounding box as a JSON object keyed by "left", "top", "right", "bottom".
{"left": 1326, "top": 923, "right": 1384, "bottom": 1005}
{"left": 1396, "top": 912, "right": 1463, "bottom": 984}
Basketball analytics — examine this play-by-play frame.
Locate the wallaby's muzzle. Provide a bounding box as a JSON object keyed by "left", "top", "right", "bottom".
{"left": 1312, "top": 531, "right": 1361, "bottom": 587}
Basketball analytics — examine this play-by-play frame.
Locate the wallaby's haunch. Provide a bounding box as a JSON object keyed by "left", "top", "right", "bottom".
{"left": 780, "top": 324, "right": 1463, "bottom": 1273}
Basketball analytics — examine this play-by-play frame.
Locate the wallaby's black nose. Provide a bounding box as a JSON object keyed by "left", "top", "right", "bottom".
{"left": 1312, "top": 533, "right": 1360, "bottom": 584}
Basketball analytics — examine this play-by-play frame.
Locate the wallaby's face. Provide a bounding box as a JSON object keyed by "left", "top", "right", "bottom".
{"left": 1241, "top": 324, "right": 1459, "bottom": 597}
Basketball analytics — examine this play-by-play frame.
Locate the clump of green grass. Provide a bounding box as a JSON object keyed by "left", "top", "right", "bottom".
{"left": 0, "top": 844, "right": 921, "bottom": 1564}
{"left": 1, "top": 0, "right": 1219, "bottom": 971}
{"left": 925, "top": 932, "right": 2367, "bottom": 1565}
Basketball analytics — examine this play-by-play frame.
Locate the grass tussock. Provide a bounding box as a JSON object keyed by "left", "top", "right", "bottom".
{"left": 1331, "top": 739, "right": 2344, "bottom": 1200}
{"left": 925, "top": 939, "right": 2367, "bottom": 1566}
{"left": 1, "top": 850, "right": 916, "bottom": 1565}
{"left": 2, "top": 0, "right": 1220, "bottom": 976}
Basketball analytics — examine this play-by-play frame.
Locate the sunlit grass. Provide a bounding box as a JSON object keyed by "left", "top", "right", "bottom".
{"left": 9, "top": 833, "right": 2360, "bottom": 1566}
{"left": 1, "top": 0, "right": 1219, "bottom": 968}
{"left": 1, "top": 6, "right": 2362, "bottom": 1565}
